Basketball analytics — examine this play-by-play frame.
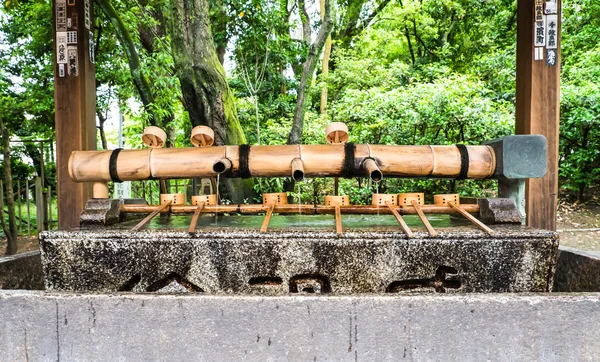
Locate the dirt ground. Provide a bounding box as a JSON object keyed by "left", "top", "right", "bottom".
{"left": 0, "top": 235, "right": 40, "bottom": 256}
{"left": 1, "top": 202, "right": 599, "bottom": 256}
{"left": 557, "top": 202, "right": 600, "bottom": 251}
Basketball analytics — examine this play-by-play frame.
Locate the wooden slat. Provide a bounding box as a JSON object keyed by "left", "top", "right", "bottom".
{"left": 411, "top": 200, "right": 438, "bottom": 237}
{"left": 515, "top": 0, "right": 561, "bottom": 231}
{"left": 385, "top": 201, "right": 413, "bottom": 238}
{"left": 335, "top": 205, "right": 343, "bottom": 236}
{"left": 260, "top": 202, "right": 276, "bottom": 233}
{"left": 188, "top": 202, "right": 205, "bottom": 233}
{"left": 132, "top": 201, "right": 171, "bottom": 232}
{"left": 448, "top": 202, "right": 494, "bottom": 235}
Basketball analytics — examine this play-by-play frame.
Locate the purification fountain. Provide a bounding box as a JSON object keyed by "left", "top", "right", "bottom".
{"left": 39, "top": 123, "right": 556, "bottom": 295}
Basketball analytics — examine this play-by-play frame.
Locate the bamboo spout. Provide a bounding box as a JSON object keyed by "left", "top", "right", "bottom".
{"left": 213, "top": 158, "right": 232, "bottom": 174}
{"left": 291, "top": 158, "right": 305, "bottom": 182}
{"left": 362, "top": 158, "right": 383, "bottom": 182}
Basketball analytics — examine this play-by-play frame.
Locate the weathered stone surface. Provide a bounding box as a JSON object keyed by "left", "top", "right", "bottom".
{"left": 0, "top": 251, "right": 43, "bottom": 290}
{"left": 477, "top": 198, "right": 521, "bottom": 224}
{"left": 1, "top": 291, "right": 600, "bottom": 361}
{"left": 460, "top": 198, "right": 521, "bottom": 224}
{"left": 554, "top": 246, "right": 600, "bottom": 292}
{"left": 40, "top": 226, "right": 558, "bottom": 293}
{"left": 80, "top": 198, "right": 147, "bottom": 226}
{"left": 80, "top": 198, "right": 122, "bottom": 226}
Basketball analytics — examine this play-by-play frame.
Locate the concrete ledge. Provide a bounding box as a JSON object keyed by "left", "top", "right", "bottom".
{"left": 1, "top": 291, "right": 599, "bottom": 361}
{"left": 554, "top": 246, "right": 600, "bottom": 292}
{"left": 0, "top": 251, "right": 43, "bottom": 290}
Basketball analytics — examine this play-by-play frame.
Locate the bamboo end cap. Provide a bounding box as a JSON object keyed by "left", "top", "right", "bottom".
{"left": 325, "top": 122, "right": 349, "bottom": 144}
{"left": 191, "top": 126, "right": 215, "bottom": 147}
{"left": 142, "top": 126, "right": 167, "bottom": 148}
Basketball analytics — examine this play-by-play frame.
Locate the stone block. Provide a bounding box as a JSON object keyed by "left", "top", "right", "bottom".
{"left": 40, "top": 226, "right": 558, "bottom": 293}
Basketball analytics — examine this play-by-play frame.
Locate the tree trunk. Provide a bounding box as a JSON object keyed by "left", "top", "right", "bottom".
{"left": 288, "top": 0, "right": 333, "bottom": 144}
{"left": 319, "top": 0, "right": 332, "bottom": 114}
{"left": 1, "top": 117, "right": 18, "bottom": 255}
{"left": 97, "top": 110, "right": 108, "bottom": 150}
{"left": 169, "top": 0, "right": 246, "bottom": 146}
{"left": 96, "top": 0, "right": 158, "bottom": 126}
{"left": 168, "top": 0, "right": 253, "bottom": 202}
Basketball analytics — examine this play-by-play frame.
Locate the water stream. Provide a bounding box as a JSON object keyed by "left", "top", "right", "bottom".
{"left": 215, "top": 174, "right": 220, "bottom": 225}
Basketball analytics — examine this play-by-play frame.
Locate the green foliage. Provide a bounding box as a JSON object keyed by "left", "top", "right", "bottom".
{"left": 0, "top": 0, "right": 599, "bottom": 205}
{"left": 557, "top": 0, "right": 600, "bottom": 200}
{"left": 559, "top": 83, "right": 600, "bottom": 200}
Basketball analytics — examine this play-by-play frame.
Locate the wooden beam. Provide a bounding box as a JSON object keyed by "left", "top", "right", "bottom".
{"left": 515, "top": 0, "right": 561, "bottom": 230}
{"left": 53, "top": 0, "right": 97, "bottom": 229}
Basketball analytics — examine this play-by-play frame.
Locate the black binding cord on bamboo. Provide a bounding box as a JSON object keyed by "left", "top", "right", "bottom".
{"left": 342, "top": 143, "right": 356, "bottom": 178}
{"left": 455, "top": 144, "right": 469, "bottom": 180}
{"left": 239, "top": 144, "right": 251, "bottom": 178}
{"left": 109, "top": 148, "right": 123, "bottom": 183}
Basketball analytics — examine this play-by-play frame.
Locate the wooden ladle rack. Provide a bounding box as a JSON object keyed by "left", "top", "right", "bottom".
{"left": 128, "top": 192, "right": 494, "bottom": 237}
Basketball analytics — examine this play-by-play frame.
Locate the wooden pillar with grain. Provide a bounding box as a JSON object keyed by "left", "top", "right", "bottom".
{"left": 515, "top": 0, "right": 561, "bottom": 230}
{"left": 53, "top": 0, "right": 96, "bottom": 229}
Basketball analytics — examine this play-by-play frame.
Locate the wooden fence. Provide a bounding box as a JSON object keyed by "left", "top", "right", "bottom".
{"left": 0, "top": 177, "right": 54, "bottom": 237}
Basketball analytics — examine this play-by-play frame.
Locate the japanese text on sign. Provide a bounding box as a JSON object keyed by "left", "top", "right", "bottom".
{"left": 56, "top": 32, "right": 68, "bottom": 64}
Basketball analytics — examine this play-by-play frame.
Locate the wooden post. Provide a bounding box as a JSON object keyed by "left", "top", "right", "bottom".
{"left": 35, "top": 177, "right": 44, "bottom": 234}
{"left": 48, "top": 185, "right": 53, "bottom": 230}
{"left": 26, "top": 179, "right": 31, "bottom": 236}
{"left": 515, "top": 0, "right": 561, "bottom": 230}
{"left": 39, "top": 142, "right": 45, "bottom": 188}
{"left": 17, "top": 180, "right": 21, "bottom": 235}
{"left": 53, "top": 0, "right": 96, "bottom": 229}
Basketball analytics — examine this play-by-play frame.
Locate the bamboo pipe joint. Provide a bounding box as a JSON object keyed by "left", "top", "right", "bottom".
{"left": 93, "top": 182, "right": 109, "bottom": 199}
{"left": 213, "top": 158, "right": 233, "bottom": 174}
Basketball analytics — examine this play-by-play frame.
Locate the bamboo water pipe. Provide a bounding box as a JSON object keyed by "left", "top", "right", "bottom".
{"left": 70, "top": 144, "right": 496, "bottom": 183}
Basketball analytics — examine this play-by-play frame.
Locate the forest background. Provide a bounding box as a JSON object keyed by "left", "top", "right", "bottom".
{"left": 0, "top": 0, "right": 598, "bottom": 254}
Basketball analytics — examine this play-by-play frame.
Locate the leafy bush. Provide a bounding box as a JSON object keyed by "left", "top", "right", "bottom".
{"left": 559, "top": 82, "right": 600, "bottom": 200}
